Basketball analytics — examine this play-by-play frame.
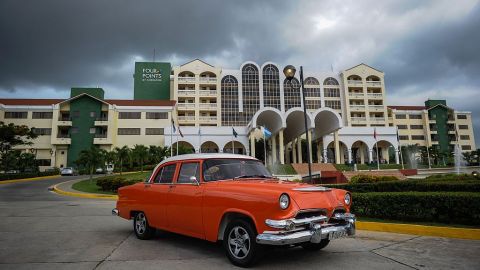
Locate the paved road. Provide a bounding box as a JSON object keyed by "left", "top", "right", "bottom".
{"left": 0, "top": 176, "right": 479, "bottom": 270}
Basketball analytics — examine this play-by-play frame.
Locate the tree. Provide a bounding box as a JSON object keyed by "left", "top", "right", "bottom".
{"left": 113, "top": 146, "right": 130, "bottom": 175}
{"left": 148, "top": 145, "right": 170, "bottom": 164}
{"left": 0, "top": 122, "right": 37, "bottom": 171}
{"left": 131, "top": 144, "right": 149, "bottom": 172}
{"left": 76, "top": 146, "right": 104, "bottom": 180}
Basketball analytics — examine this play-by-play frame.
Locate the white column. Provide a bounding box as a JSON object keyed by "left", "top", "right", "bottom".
{"left": 323, "top": 149, "right": 328, "bottom": 163}
{"left": 395, "top": 149, "right": 400, "bottom": 164}
{"left": 360, "top": 145, "right": 365, "bottom": 164}
{"left": 286, "top": 144, "right": 291, "bottom": 164}
{"left": 307, "top": 130, "right": 313, "bottom": 164}
{"left": 250, "top": 134, "right": 255, "bottom": 157}
{"left": 347, "top": 148, "right": 352, "bottom": 164}
{"left": 334, "top": 131, "right": 340, "bottom": 164}
{"left": 279, "top": 130, "right": 285, "bottom": 164}
{"left": 272, "top": 134, "right": 277, "bottom": 163}
{"left": 292, "top": 140, "right": 297, "bottom": 163}
{"left": 368, "top": 149, "right": 373, "bottom": 163}
{"left": 316, "top": 142, "right": 321, "bottom": 163}
{"left": 297, "top": 137, "right": 303, "bottom": 163}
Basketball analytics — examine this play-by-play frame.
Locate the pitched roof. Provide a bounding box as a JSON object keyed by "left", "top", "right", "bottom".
{"left": 180, "top": 58, "right": 214, "bottom": 68}
{"left": 388, "top": 105, "right": 426, "bottom": 111}
{"left": 0, "top": 98, "right": 176, "bottom": 107}
{"left": 345, "top": 63, "right": 383, "bottom": 73}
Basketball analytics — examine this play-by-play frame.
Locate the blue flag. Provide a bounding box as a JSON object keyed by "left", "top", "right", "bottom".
{"left": 262, "top": 126, "right": 272, "bottom": 139}
{"left": 232, "top": 127, "right": 238, "bottom": 138}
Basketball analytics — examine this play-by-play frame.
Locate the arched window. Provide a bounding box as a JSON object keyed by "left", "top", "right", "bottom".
{"left": 241, "top": 64, "right": 260, "bottom": 125}
{"left": 366, "top": 75, "right": 380, "bottom": 81}
{"left": 221, "top": 75, "right": 241, "bottom": 126}
{"left": 262, "top": 64, "right": 281, "bottom": 110}
{"left": 347, "top": 75, "right": 361, "bottom": 81}
{"left": 323, "top": 77, "right": 339, "bottom": 85}
{"left": 283, "top": 78, "right": 301, "bottom": 111}
{"left": 304, "top": 77, "right": 321, "bottom": 110}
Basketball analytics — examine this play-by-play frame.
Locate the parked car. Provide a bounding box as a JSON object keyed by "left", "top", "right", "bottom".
{"left": 95, "top": 167, "right": 104, "bottom": 174}
{"left": 113, "top": 153, "right": 355, "bottom": 267}
{"left": 60, "top": 167, "right": 77, "bottom": 176}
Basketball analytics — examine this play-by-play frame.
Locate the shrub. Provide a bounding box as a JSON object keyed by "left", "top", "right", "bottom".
{"left": 425, "top": 173, "right": 480, "bottom": 181}
{"left": 96, "top": 176, "right": 142, "bottom": 192}
{"left": 349, "top": 175, "right": 399, "bottom": 184}
{"left": 352, "top": 192, "right": 480, "bottom": 225}
{"left": 0, "top": 169, "right": 60, "bottom": 181}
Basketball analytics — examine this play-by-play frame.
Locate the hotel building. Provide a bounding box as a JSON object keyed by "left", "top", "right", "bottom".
{"left": 0, "top": 60, "right": 476, "bottom": 170}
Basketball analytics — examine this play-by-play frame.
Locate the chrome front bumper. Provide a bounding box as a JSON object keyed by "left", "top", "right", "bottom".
{"left": 256, "top": 213, "right": 356, "bottom": 245}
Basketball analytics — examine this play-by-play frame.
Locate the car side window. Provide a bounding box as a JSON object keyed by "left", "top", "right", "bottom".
{"left": 177, "top": 163, "right": 200, "bottom": 184}
{"left": 154, "top": 164, "right": 177, "bottom": 184}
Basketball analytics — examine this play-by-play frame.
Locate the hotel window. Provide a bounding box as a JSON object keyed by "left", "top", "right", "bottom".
{"left": 32, "top": 112, "right": 53, "bottom": 119}
{"left": 36, "top": 159, "right": 51, "bottom": 166}
{"left": 146, "top": 128, "right": 164, "bottom": 135}
{"left": 89, "top": 111, "right": 96, "bottom": 118}
{"left": 32, "top": 128, "right": 52, "bottom": 136}
{"left": 262, "top": 64, "right": 281, "bottom": 110}
{"left": 241, "top": 64, "right": 260, "bottom": 124}
{"left": 4, "top": 111, "right": 28, "bottom": 119}
{"left": 411, "top": 135, "right": 425, "bottom": 140}
{"left": 72, "top": 111, "right": 80, "bottom": 119}
{"left": 462, "top": 145, "right": 472, "bottom": 150}
{"left": 119, "top": 112, "right": 141, "bottom": 119}
{"left": 409, "top": 114, "right": 422, "bottom": 119}
{"left": 221, "top": 75, "right": 242, "bottom": 126}
{"left": 89, "top": 128, "right": 96, "bottom": 134}
{"left": 460, "top": 135, "right": 470, "bottom": 140}
{"left": 118, "top": 128, "right": 141, "bottom": 135}
{"left": 323, "top": 77, "right": 339, "bottom": 86}
{"left": 324, "top": 88, "right": 340, "bottom": 97}
{"left": 458, "top": 125, "right": 469, "bottom": 130}
{"left": 146, "top": 112, "right": 168, "bottom": 119}
{"left": 395, "top": 114, "right": 407, "bottom": 119}
{"left": 399, "top": 135, "right": 409, "bottom": 140}
{"left": 410, "top": 125, "right": 423, "bottom": 129}
{"left": 397, "top": 125, "right": 408, "bottom": 129}
{"left": 325, "top": 100, "right": 341, "bottom": 110}
{"left": 71, "top": 127, "right": 79, "bottom": 134}
{"left": 284, "top": 78, "right": 302, "bottom": 110}
{"left": 457, "top": 114, "right": 467, "bottom": 119}
{"left": 304, "top": 77, "right": 321, "bottom": 110}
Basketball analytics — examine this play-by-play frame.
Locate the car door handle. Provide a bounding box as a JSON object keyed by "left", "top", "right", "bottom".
{"left": 144, "top": 184, "right": 151, "bottom": 188}
{"left": 169, "top": 185, "right": 176, "bottom": 189}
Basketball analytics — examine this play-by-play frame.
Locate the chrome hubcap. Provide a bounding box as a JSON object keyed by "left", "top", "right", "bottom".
{"left": 135, "top": 213, "right": 147, "bottom": 235}
{"left": 228, "top": 226, "right": 250, "bottom": 259}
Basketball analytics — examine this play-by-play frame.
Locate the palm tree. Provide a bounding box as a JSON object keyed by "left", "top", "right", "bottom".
{"left": 113, "top": 146, "right": 130, "bottom": 175}
{"left": 76, "top": 146, "right": 104, "bottom": 180}
{"left": 148, "top": 145, "right": 170, "bottom": 164}
{"left": 132, "top": 144, "right": 149, "bottom": 172}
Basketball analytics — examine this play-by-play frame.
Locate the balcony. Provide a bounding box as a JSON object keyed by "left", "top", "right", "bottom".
{"left": 366, "top": 81, "right": 382, "bottom": 87}
{"left": 178, "top": 77, "right": 196, "bottom": 83}
{"left": 369, "top": 105, "right": 385, "bottom": 111}
{"left": 348, "top": 80, "right": 363, "bottom": 86}
{"left": 350, "top": 116, "right": 367, "bottom": 123}
{"left": 199, "top": 90, "right": 217, "bottom": 96}
{"left": 367, "top": 93, "right": 383, "bottom": 99}
{"left": 94, "top": 134, "right": 112, "bottom": 145}
{"left": 53, "top": 135, "right": 71, "bottom": 145}
{"left": 57, "top": 117, "right": 72, "bottom": 126}
{"left": 199, "top": 103, "right": 218, "bottom": 110}
{"left": 199, "top": 116, "right": 217, "bottom": 122}
{"left": 178, "top": 116, "right": 196, "bottom": 123}
{"left": 350, "top": 105, "right": 365, "bottom": 112}
{"left": 370, "top": 117, "right": 385, "bottom": 123}
{"left": 348, "top": 92, "right": 364, "bottom": 99}
{"left": 178, "top": 90, "right": 196, "bottom": 96}
{"left": 94, "top": 117, "right": 108, "bottom": 126}
{"left": 177, "top": 103, "right": 196, "bottom": 110}
{"left": 199, "top": 77, "right": 217, "bottom": 84}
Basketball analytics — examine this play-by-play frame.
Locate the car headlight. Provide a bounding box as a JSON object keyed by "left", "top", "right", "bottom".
{"left": 279, "top": 193, "right": 290, "bottom": 210}
{"left": 344, "top": 193, "right": 351, "bottom": 205}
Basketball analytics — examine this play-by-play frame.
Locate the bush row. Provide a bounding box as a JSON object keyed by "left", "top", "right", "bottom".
{"left": 96, "top": 177, "right": 143, "bottom": 192}
{"left": 0, "top": 169, "right": 60, "bottom": 181}
{"left": 335, "top": 164, "right": 403, "bottom": 171}
{"left": 352, "top": 192, "right": 480, "bottom": 225}
{"left": 327, "top": 179, "right": 480, "bottom": 193}
{"left": 350, "top": 175, "right": 399, "bottom": 184}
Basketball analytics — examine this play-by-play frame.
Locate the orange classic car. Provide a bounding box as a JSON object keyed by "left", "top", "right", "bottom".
{"left": 113, "top": 153, "right": 355, "bottom": 267}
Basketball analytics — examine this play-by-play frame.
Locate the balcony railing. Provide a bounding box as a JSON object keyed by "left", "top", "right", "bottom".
{"left": 177, "top": 103, "right": 196, "bottom": 109}
{"left": 350, "top": 105, "right": 365, "bottom": 111}
{"left": 348, "top": 92, "right": 364, "bottom": 98}
{"left": 366, "top": 81, "right": 382, "bottom": 87}
{"left": 199, "top": 90, "right": 217, "bottom": 96}
{"left": 94, "top": 134, "right": 107, "bottom": 138}
{"left": 370, "top": 117, "right": 385, "bottom": 122}
{"left": 178, "top": 90, "right": 196, "bottom": 96}
{"left": 367, "top": 93, "right": 383, "bottom": 98}
{"left": 178, "top": 116, "right": 196, "bottom": 121}
{"left": 350, "top": 117, "right": 366, "bottom": 122}
{"left": 58, "top": 116, "right": 71, "bottom": 121}
{"left": 199, "top": 116, "right": 217, "bottom": 122}
{"left": 199, "top": 103, "right": 218, "bottom": 109}
{"left": 369, "top": 105, "right": 384, "bottom": 111}
{"left": 348, "top": 80, "right": 363, "bottom": 85}
{"left": 178, "top": 77, "right": 196, "bottom": 83}
{"left": 199, "top": 77, "right": 217, "bottom": 83}
{"left": 96, "top": 117, "right": 108, "bottom": 121}
{"left": 57, "top": 134, "right": 70, "bottom": 138}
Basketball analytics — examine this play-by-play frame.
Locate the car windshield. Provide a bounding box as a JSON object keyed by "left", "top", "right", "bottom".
{"left": 64, "top": 167, "right": 72, "bottom": 170}
{"left": 203, "top": 158, "right": 272, "bottom": 182}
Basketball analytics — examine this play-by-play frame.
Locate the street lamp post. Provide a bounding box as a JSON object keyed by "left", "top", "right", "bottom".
{"left": 283, "top": 65, "right": 312, "bottom": 183}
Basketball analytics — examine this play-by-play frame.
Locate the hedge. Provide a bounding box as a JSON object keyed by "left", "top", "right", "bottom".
{"left": 96, "top": 176, "right": 143, "bottom": 192}
{"left": 326, "top": 180, "right": 480, "bottom": 193}
{"left": 349, "top": 175, "right": 399, "bottom": 184}
{"left": 352, "top": 192, "right": 480, "bottom": 225}
{"left": 0, "top": 169, "right": 59, "bottom": 181}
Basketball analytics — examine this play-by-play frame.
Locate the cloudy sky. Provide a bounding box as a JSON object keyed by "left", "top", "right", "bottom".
{"left": 1, "top": 0, "right": 479, "bottom": 141}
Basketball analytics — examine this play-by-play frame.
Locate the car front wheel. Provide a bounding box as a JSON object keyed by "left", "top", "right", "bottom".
{"left": 133, "top": 212, "right": 155, "bottom": 240}
{"left": 223, "top": 219, "right": 260, "bottom": 267}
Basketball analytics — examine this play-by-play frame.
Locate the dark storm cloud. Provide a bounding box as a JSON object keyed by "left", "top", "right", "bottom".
{"left": 1, "top": 0, "right": 479, "bottom": 142}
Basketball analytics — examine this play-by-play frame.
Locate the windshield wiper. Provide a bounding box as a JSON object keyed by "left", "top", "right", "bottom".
{"left": 234, "top": 174, "right": 271, "bottom": 180}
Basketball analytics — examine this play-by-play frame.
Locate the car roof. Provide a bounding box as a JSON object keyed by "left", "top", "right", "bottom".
{"left": 158, "top": 153, "right": 258, "bottom": 166}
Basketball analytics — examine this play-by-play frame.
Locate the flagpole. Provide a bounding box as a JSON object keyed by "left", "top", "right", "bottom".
{"left": 399, "top": 143, "right": 405, "bottom": 170}
{"left": 426, "top": 145, "right": 432, "bottom": 169}
{"left": 176, "top": 133, "right": 179, "bottom": 156}
{"left": 263, "top": 127, "right": 267, "bottom": 164}
{"left": 170, "top": 124, "right": 173, "bottom": 157}
{"left": 375, "top": 139, "right": 380, "bottom": 170}
{"left": 231, "top": 126, "right": 234, "bottom": 154}
{"left": 198, "top": 127, "right": 201, "bottom": 153}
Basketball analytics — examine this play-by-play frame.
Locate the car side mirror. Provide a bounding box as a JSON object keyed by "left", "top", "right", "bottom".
{"left": 190, "top": 176, "right": 200, "bottom": 186}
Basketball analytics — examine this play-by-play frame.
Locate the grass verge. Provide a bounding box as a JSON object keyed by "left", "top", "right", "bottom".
{"left": 72, "top": 171, "right": 151, "bottom": 194}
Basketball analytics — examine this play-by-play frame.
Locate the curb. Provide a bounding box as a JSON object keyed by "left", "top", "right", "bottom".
{"left": 51, "top": 180, "right": 118, "bottom": 200}
{"left": 357, "top": 221, "right": 480, "bottom": 240}
{"left": 0, "top": 175, "right": 61, "bottom": 185}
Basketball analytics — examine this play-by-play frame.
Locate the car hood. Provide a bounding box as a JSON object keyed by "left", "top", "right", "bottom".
{"left": 214, "top": 179, "right": 346, "bottom": 211}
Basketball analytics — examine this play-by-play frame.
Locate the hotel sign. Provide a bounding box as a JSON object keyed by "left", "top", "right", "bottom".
{"left": 142, "top": 68, "right": 162, "bottom": 82}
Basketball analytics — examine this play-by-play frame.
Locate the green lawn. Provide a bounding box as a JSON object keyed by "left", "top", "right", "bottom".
{"left": 357, "top": 217, "right": 479, "bottom": 229}
{"left": 72, "top": 171, "right": 152, "bottom": 194}
{"left": 269, "top": 164, "right": 297, "bottom": 175}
